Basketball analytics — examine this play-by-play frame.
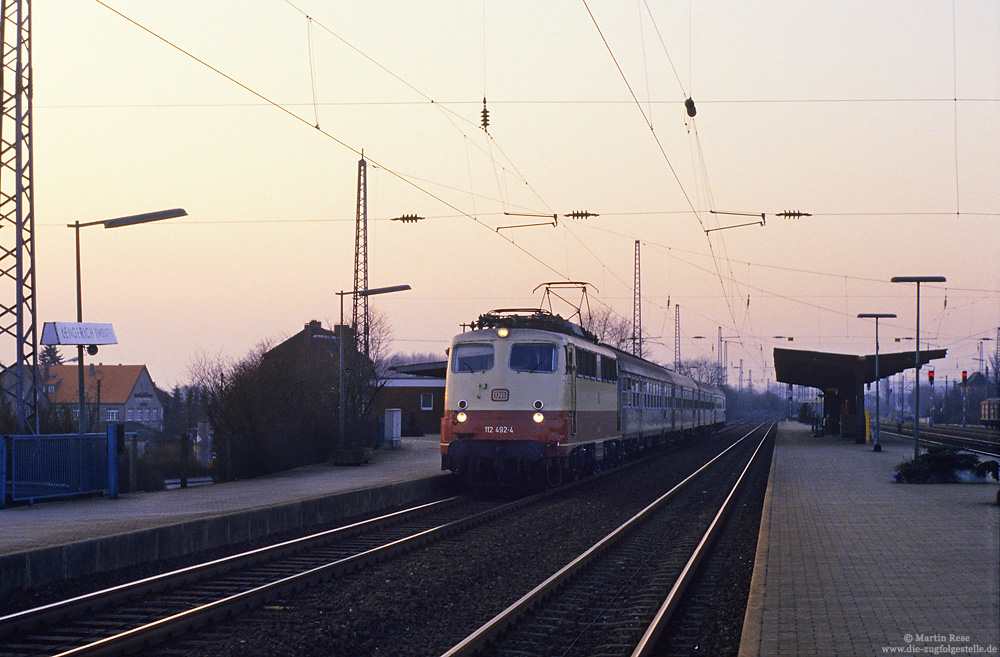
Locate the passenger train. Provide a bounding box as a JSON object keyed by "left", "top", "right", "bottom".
{"left": 440, "top": 309, "right": 726, "bottom": 485}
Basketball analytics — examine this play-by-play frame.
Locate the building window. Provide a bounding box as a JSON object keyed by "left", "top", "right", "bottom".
{"left": 420, "top": 393, "right": 434, "bottom": 411}
{"left": 127, "top": 408, "right": 134, "bottom": 422}
{"left": 107, "top": 409, "right": 119, "bottom": 422}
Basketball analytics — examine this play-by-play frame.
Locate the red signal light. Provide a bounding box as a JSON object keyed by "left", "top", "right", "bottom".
{"left": 928, "top": 371, "right": 935, "bottom": 385}
{"left": 962, "top": 370, "right": 967, "bottom": 384}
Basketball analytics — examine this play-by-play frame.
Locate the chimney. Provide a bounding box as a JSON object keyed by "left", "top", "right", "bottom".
{"left": 333, "top": 324, "right": 356, "bottom": 345}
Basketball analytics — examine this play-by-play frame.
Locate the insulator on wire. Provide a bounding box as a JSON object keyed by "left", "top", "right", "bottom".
{"left": 481, "top": 97, "right": 489, "bottom": 132}
{"left": 685, "top": 97, "right": 697, "bottom": 118}
{"left": 565, "top": 210, "right": 599, "bottom": 219}
{"left": 776, "top": 210, "right": 812, "bottom": 219}
{"left": 392, "top": 214, "right": 424, "bottom": 223}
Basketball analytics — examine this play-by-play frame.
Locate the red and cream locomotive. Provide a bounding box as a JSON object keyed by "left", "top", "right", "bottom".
{"left": 440, "top": 309, "right": 725, "bottom": 485}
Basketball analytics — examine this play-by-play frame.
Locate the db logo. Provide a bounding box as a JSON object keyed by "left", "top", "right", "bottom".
{"left": 492, "top": 388, "right": 510, "bottom": 402}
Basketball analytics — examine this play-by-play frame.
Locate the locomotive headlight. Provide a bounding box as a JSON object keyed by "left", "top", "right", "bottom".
{"left": 497, "top": 327, "right": 509, "bottom": 338}
{"left": 532, "top": 412, "right": 545, "bottom": 423}
{"left": 456, "top": 412, "right": 468, "bottom": 423}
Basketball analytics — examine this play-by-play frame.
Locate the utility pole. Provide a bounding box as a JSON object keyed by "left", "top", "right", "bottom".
{"left": 0, "top": 0, "right": 38, "bottom": 433}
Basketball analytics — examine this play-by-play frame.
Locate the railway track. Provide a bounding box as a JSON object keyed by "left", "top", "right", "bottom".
{"left": 0, "top": 494, "right": 521, "bottom": 657}
{"left": 1, "top": 426, "right": 771, "bottom": 657}
{"left": 441, "top": 421, "right": 775, "bottom": 657}
{"left": 882, "top": 423, "right": 1000, "bottom": 457}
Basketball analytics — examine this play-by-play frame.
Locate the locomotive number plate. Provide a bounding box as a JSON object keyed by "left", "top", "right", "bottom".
{"left": 484, "top": 426, "right": 514, "bottom": 434}
{"left": 492, "top": 388, "right": 510, "bottom": 402}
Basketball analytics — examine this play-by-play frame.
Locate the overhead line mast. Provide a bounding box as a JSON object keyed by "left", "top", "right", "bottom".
{"left": 0, "top": 0, "right": 38, "bottom": 433}
{"left": 353, "top": 156, "right": 369, "bottom": 358}
{"left": 632, "top": 240, "right": 641, "bottom": 358}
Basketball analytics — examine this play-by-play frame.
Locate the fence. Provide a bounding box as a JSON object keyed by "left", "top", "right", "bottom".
{"left": 2, "top": 426, "right": 118, "bottom": 507}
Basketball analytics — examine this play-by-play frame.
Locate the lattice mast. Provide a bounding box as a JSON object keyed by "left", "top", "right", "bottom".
{"left": 718, "top": 327, "right": 723, "bottom": 386}
{"left": 352, "top": 156, "right": 369, "bottom": 358}
{"left": 0, "top": 0, "right": 37, "bottom": 433}
{"left": 632, "top": 240, "right": 641, "bottom": 358}
{"left": 674, "top": 305, "right": 681, "bottom": 371}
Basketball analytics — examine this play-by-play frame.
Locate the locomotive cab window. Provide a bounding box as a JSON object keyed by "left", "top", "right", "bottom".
{"left": 510, "top": 343, "right": 557, "bottom": 373}
{"left": 451, "top": 342, "right": 494, "bottom": 372}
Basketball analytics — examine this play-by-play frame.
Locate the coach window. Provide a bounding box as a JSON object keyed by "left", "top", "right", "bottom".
{"left": 510, "top": 343, "right": 557, "bottom": 373}
{"left": 452, "top": 343, "right": 494, "bottom": 372}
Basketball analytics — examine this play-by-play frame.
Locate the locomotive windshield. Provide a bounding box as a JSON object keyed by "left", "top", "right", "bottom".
{"left": 451, "top": 342, "right": 494, "bottom": 372}
{"left": 509, "top": 343, "right": 557, "bottom": 373}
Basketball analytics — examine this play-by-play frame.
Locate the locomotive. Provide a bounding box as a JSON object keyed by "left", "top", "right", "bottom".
{"left": 440, "top": 309, "right": 726, "bottom": 485}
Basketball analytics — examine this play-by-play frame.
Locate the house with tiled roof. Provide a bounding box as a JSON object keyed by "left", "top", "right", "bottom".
{"left": 42, "top": 364, "right": 163, "bottom": 433}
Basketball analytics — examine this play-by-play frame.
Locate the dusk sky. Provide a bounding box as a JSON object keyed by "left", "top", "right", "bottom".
{"left": 31, "top": 0, "right": 999, "bottom": 390}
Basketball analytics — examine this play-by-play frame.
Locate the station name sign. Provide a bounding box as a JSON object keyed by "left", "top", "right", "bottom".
{"left": 41, "top": 322, "right": 118, "bottom": 346}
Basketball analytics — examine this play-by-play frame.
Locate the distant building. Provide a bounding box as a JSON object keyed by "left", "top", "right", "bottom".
{"left": 43, "top": 364, "right": 164, "bottom": 433}
{"left": 374, "top": 361, "right": 447, "bottom": 437}
{"left": 265, "top": 320, "right": 344, "bottom": 364}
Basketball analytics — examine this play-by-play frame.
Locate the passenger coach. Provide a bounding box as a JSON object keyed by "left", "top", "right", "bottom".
{"left": 441, "top": 309, "right": 725, "bottom": 485}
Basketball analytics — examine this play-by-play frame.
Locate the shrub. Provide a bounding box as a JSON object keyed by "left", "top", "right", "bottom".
{"left": 974, "top": 460, "right": 999, "bottom": 481}
{"left": 894, "top": 446, "right": 981, "bottom": 483}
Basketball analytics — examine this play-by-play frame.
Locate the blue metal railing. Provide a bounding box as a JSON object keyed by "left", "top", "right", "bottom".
{"left": 2, "top": 426, "right": 118, "bottom": 507}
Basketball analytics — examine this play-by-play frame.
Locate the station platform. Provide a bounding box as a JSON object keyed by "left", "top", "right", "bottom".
{"left": 740, "top": 422, "right": 1000, "bottom": 657}
{"left": 1, "top": 436, "right": 449, "bottom": 595}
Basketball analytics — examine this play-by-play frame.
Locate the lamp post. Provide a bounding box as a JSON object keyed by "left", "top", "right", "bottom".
{"left": 336, "top": 284, "right": 410, "bottom": 453}
{"left": 70, "top": 208, "right": 187, "bottom": 432}
{"left": 858, "top": 313, "right": 896, "bottom": 452}
{"left": 890, "top": 276, "right": 946, "bottom": 460}
{"left": 978, "top": 337, "right": 995, "bottom": 377}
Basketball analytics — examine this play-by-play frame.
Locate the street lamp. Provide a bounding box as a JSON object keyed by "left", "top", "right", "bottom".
{"left": 978, "top": 337, "right": 995, "bottom": 376}
{"left": 858, "top": 313, "right": 896, "bottom": 452}
{"left": 69, "top": 208, "right": 187, "bottom": 432}
{"left": 336, "top": 284, "right": 411, "bottom": 453}
{"left": 890, "top": 275, "right": 946, "bottom": 460}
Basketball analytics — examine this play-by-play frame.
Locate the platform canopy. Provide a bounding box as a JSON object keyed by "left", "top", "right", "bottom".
{"left": 390, "top": 361, "right": 448, "bottom": 379}
{"left": 774, "top": 347, "right": 947, "bottom": 390}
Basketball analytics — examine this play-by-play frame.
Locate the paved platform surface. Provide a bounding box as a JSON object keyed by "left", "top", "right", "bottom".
{"left": 740, "top": 422, "right": 1000, "bottom": 657}
{"left": 1, "top": 436, "right": 443, "bottom": 557}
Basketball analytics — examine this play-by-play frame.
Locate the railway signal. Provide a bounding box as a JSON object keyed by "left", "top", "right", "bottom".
{"left": 928, "top": 370, "right": 934, "bottom": 385}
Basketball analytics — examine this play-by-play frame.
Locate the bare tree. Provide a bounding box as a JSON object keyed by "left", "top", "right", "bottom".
{"left": 581, "top": 306, "right": 634, "bottom": 350}
{"left": 676, "top": 356, "right": 720, "bottom": 384}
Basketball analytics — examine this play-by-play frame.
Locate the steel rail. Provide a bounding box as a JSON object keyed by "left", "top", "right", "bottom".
{"left": 43, "top": 491, "right": 549, "bottom": 657}
{"left": 440, "top": 422, "right": 770, "bottom": 657}
{"left": 0, "top": 495, "right": 466, "bottom": 639}
{"left": 631, "top": 422, "right": 774, "bottom": 656}
{"left": 881, "top": 425, "right": 999, "bottom": 458}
